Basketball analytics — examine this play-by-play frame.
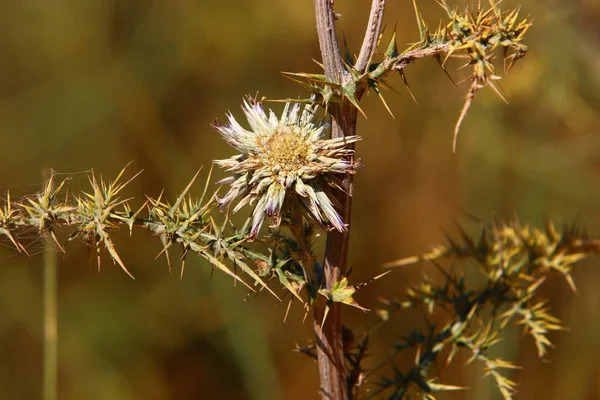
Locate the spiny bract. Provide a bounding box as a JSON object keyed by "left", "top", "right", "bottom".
{"left": 212, "top": 99, "right": 361, "bottom": 238}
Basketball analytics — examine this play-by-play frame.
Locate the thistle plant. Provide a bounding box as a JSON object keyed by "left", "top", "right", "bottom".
{"left": 2, "top": 1, "right": 595, "bottom": 399}
{"left": 212, "top": 99, "right": 361, "bottom": 237}
{"left": 372, "top": 221, "right": 599, "bottom": 399}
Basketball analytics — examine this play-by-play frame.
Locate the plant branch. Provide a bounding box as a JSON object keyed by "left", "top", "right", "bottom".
{"left": 371, "top": 221, "right": 598, "bottom": 398}
{"left": 355, "top": 0, "right": 386, "bottom": 72}
{"left": 0, "top": 168, "right": 282, "bottom": 299}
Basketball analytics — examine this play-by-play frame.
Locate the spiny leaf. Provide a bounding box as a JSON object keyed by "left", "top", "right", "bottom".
{"left": 319, "top": 277, "right": 369, "bottom": 311}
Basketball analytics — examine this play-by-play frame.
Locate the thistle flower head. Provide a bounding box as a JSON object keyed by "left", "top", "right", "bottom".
{"left": 213, "top": 99, "right": 361, "bottom": 238}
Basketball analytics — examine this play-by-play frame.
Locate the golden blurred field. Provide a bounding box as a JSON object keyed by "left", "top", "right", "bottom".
{"left": 0, "top": 1, "right": 599, "bottom": 399}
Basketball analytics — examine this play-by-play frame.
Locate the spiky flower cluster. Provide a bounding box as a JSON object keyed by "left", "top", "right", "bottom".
{"left": 213, "top": 99, "right": 361, "bottom": 238}
{"left": 433, "top": 0, "right": 532, "bottom": 150}
{"left": 371, "top": 221, "right": 600, "bottom": 400}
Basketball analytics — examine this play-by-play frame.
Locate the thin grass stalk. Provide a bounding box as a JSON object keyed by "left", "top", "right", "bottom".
{"left": 42, "top": 170, "right": 58, "bottom": 400}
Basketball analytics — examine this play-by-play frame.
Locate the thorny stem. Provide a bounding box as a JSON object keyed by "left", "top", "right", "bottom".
{"left": 312, "top": 1, "right": 352, "bottom": 399}
{"left": 313, "top": 0, "right": 345, "bottom": 83}
{"left": 312, "top": 0, "right": 385, "bottom": 398}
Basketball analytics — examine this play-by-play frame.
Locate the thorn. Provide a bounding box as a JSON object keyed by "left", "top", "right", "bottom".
{"left": 399, "top": 70, "right": 418, "bottom": 104}
{"left": 321, "top": 305, "right": 330, "bottom": 330}
{"left": 283, "top": 298, "right": 293, "bottom": 323}
{"left": 345, "top": 92, "right": 368, "bottom": 119}
{"left": 49, "top": 229, "right": 65, "bottom": 253}
{"left": 371, "top": 81, "right": 395, "bottom": 118}
{"left": 412, "top": 0, "right": 428, "bottom": 42}
{"left": 155, "top": 238, "right": 172, "bottom": 267}
{"left": 180, "top": 250, "right": 188, "bottom": 280}
{"left": 171, "top": 168, "right": 203, "bottom": 214}
{"left": 97, "top": 248, "right": 101, "bottom": 272}
{"left": 488, "top": 79, "right": 509, "bottom": 104}
{"left": 434, "top": 54, "right": 457, "bottom": 86}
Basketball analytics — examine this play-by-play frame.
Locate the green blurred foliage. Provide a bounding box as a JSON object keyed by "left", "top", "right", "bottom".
{"left": 0, "top": 0, "right": 599, "bottom": 399}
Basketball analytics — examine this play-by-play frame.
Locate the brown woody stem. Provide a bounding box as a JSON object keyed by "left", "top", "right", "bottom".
{"left": 312, "top": 0, "right": 379, "bottom": 398}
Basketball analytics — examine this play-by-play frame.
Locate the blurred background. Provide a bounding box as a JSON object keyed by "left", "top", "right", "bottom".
{"left": 0, "top": 0, "right": 599, "bottom": 399}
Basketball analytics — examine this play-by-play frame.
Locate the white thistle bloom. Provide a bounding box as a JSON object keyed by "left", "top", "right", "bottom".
{"left": 212, "top": 99, "right": 361, "bottom": 238}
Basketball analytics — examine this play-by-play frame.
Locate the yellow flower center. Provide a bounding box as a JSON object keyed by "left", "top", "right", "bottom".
{"left": 261, "top": 127, "right": 311, "bottom": 174}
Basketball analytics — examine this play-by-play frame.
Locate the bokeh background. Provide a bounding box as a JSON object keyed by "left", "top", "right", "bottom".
{"left": 0, "top": 1, "right": 599, "bottom": 399}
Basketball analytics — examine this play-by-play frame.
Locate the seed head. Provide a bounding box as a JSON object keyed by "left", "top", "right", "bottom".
{"left": 213, "top": 99, "right": 361, "bottom": 238}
